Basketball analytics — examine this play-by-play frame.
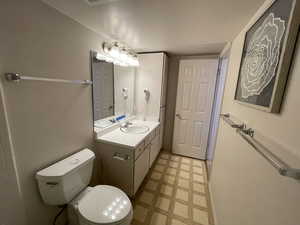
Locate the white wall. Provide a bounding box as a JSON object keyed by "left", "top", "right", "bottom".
{"left": 210, "top": 1, "right": 300, "bottom": 225}
{"left": 0, "top": 0, "right": 108, "bottom": 224}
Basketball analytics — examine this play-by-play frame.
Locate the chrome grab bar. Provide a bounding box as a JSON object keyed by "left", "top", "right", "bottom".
{"left": 4, "top": 73, "right": 92, "bottom": 85}
{"left": 220, "top": 113, "right": 300, "bottom": 180}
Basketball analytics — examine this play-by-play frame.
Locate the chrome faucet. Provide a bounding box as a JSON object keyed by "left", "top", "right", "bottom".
{"left": 121, "top": 121, "right": 133, "bottom": 128}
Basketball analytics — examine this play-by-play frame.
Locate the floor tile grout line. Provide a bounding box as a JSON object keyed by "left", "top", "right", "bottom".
{"left": 132, "top": 151, "right": 213, "bottom": 225}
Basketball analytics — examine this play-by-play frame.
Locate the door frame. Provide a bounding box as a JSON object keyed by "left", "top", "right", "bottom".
{"left": 206, "top": 43, "right": 231, "bottom": 177}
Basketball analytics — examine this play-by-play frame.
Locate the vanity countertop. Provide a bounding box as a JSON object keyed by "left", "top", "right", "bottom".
{"left": 95, "top": 120, "right": 160, "bottom": 149}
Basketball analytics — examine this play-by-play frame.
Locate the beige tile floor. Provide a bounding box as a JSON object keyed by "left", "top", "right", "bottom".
{"left": 132, "top": 151, "right": 214, "bottom": 225}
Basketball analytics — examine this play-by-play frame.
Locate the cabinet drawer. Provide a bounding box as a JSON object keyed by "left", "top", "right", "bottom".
{"left": 135, "top": 141, "right": 145, "bottom": 160}
{"left": 134, "top": 146, "right": 150, "bottom": 194}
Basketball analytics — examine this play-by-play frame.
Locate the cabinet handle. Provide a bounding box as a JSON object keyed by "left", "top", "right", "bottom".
{"left": 113, "top": 153, "right": 130, "bottom": 161}
{"left": 176, "top": 114, "right": 183, "bottom": 120}
{"left": 46, "top": 182, "right": 59, "bottom": 186}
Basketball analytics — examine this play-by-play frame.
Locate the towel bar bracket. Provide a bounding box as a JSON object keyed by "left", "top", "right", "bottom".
{"left": 281, "top": 168, "right": 300, "bottom": 180}
{"left": 5, "top": 73, "right": 21, "bottom": 82}
{"left": 241, "top": 128, "right": 255, "bottom": 137}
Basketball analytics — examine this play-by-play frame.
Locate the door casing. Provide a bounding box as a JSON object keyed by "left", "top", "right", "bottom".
{"left": 172, "top": 58, "right": 219, "bottom": 159}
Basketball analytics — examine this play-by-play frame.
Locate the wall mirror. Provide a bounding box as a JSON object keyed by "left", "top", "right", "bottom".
{"left": 91, "top": 51, "right": 136, "bottom": 131}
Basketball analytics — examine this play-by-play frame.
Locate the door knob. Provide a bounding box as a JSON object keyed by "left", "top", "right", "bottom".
{"left": 176, "top": 114, "right": 183, "bottom": 120}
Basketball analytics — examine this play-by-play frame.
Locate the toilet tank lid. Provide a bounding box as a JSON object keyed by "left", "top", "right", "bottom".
{"left": 36, "top": 149, "right": 95, "bottom": 180}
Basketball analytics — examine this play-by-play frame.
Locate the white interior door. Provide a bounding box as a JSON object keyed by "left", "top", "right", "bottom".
{"left": 172, "top": 58, "right": 218, "bottom": 159}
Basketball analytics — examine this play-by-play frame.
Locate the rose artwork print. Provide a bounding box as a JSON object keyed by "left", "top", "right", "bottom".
{"left": 234, "top": 0, "right": 298, "bottom": 113}
{"left": 240, "top": 13, "right": 285, "bottom": 99}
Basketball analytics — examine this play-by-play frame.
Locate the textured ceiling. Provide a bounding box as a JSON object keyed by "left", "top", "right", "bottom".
{"left": 42, "top": 0, "right": 265, "bottom": 54}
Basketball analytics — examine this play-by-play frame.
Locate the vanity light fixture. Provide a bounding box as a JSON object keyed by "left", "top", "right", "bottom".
{"left": 95, "top": 42, "right": 139, "bottom": 67}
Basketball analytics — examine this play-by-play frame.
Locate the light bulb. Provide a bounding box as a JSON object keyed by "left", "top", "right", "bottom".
{"left": 104, "top": 55, "right": 114, "bottom": 63}
{"left": 114, "top": 59, "right": 128, "bottom": 67}
{"left": 109, "top": 46, "right": 120, "bottom": 58}
{"left": 95, "top": 52, "right": 115, "bottom": 64}
{"left": 95, "top": 53, "right": 103, "bottom": 60}
{"left": 119, "top": 51, "right": 128, "bottom": 61}
{"left": 111, "top": 214, "right": 116, "bottom": 220}
{"left": 101, "top": 42, "right": 138, "bottom": 67}
{"left": 131, "top": 57, "right": 139, "bottom": 67}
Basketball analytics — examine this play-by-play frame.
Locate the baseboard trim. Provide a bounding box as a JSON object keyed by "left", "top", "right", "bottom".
{"left": 208, "top": 181, "right": 218, "bottom": 225}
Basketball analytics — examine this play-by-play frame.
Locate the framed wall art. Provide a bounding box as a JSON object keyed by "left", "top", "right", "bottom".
{"left": 234, "top": 0, "right": 300, "bottom": 113}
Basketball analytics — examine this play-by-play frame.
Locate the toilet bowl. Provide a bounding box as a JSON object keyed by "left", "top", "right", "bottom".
{"left": 36, "top": 149, "right": 132, "bottom": 225}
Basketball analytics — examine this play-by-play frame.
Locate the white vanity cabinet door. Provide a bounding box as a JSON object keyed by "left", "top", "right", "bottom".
{"left": 135, "top": 141, "right": 145, "bottom": 160}
{"left": 149, "top": 135, "right": 160, "bottom": 168}
{"left": 134, "top": 145, "right": 150, "bottom": 194}
{"left": 96, "top": 142, "right": 134, "bottom": 196}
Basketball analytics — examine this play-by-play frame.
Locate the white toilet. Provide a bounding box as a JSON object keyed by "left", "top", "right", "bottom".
{"left": 36, "top": 149, "right": 133, "bottom": 225}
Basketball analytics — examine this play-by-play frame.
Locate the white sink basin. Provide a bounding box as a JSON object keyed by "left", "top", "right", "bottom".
{"left": 120, "top": 125, "right": 150, "bottom": 134}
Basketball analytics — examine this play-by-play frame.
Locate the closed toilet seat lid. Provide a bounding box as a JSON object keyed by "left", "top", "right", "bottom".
{"left": 78, "top": 185, "right": 132, "bottom": 225}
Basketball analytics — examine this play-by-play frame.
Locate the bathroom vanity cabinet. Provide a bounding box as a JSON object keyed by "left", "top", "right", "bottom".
{"left": 95, "top": 121, "right": 160, "bottom": 197}
{"left": 93, "top": 52, "right": 168, "bottom": 197}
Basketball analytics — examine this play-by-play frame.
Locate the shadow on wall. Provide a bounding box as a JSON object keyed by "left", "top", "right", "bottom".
{"left": 163, "top": 55, "right": 180, "bottom": 152}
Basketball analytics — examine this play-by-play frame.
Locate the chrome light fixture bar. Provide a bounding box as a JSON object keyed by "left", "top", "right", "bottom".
{"left": 95, "top": 42, "right": 139, "bottom": 67}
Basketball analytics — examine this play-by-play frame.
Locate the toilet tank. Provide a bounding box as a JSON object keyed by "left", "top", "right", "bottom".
{"left": 36, "top": 149, "right": 95, "bottom": 205}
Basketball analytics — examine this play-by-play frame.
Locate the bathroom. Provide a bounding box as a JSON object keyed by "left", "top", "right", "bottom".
{"left": 1, "top": 0, "right": 300, "bottom": 225}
